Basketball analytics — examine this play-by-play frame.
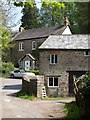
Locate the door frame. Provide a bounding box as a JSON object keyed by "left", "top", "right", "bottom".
{"left": 67, "top": 71, "right": 86, "bottom": 96}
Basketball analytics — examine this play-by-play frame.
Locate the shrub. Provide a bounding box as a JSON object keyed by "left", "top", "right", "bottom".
{"left": 16, "top": 90, "right": 36, "bottom": 100}
{"left": 64, "top": 101, "right": 81, "bottom": 119}
{"left": 25, "top": 69, "right": 40, "bottom": 75}
{"left": 79, "top": 72, "right": 90, "bottom": 97}
{"left": 1, "top": 62, "right": 14, "bottom": 74}
{"left": 75, "top": 72, "right": 90, "bottom": 118}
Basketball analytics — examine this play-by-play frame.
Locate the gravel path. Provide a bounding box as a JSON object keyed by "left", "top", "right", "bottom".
{"left": 1, "top": 78, "right": 73, "bottom": 119}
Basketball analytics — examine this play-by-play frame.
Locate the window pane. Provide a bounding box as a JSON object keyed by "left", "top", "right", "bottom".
{"left": 51, "top": 55, "right": 54, "bottom": 63}
{"left": 49, "top": 77, "right": 53, "bottom": 86}
{"left": 32, "top": 41, "right": 36, "bottom": 50}
{"left": 55, "top": 55, "right": 57, "bottom": 63}
{"left": 22, "top": 43, "right": 24, "bottom": 49}
{"left": 30, "top": 60, "right": 32, "bottom": 66}
{"left": 19, "top": 42, "right": 24, "bottom": 51}
{"left": 54, "top": 77, "right": 58, "bottom": 86}
{"left": 84, "top": 51, "right": 90, "bottom": 56}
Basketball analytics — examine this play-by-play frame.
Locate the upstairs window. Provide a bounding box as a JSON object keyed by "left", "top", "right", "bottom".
{"left": 84, "top": 50, "right": 90, "bottom": 56}
{"left": 50, "top": 54, "right": 57, "bottom": 64}
{"left": 48, "top": 77, "right": 58, "bottom": 87}
{"left": 19, "top": 42, "right": 24, "bottom": 51}
{"left": 32, "top": 41, "right": 36, "bottom": 50}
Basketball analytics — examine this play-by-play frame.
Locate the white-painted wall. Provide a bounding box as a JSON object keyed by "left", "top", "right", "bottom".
{"left": 62, "top": 26, "right": 72, "bottom": 35}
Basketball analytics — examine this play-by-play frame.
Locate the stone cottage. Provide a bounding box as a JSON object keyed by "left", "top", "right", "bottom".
{"left": 39, "top": 35, "right": 89, "bottom": 97}
{"left": 10, "top": 25, "right": 71, "bottom": 70}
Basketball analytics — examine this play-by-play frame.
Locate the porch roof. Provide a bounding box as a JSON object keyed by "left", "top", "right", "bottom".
{"left": 19, "top": 53, "right": 36, "bottom": 62}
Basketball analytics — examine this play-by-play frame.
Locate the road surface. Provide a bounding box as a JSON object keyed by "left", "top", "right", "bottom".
{"left": 0, "top": 78, "right": 73, "bottom": 119}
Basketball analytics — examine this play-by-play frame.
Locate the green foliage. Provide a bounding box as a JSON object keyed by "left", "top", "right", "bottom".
{"left": 43, "top": 97, "right": 74, "bottom": 101}
{"left": 1, "top": 62, "right": 14, "bottom": 73}
{"left": 40, "top": 1, "right": 65, "bottom": 27}
{"left": 25, "top": 70, "right": 40, "bottom": 75}
{"left": 79, "top": 72, "right": 90, "bottom": 97}
{"left": 64, "top": 101, "right": 81, "bottom": 119}
{"left": 0, "top": 26, "right": 12, "bottom": 55}
{"left": 16, "top": 90, "right": 36, "bottom": 100}
{"left": 0, "top": 73, "right": 9, "bottom": 78}
{"left": 14, "top": 1, "right": 41, "bottom": 29}
{"left": 14, "top": 1, "right": 89, "bottom": 34}
{"left": 75, "top": 2, "right": 89, "bottom": 34}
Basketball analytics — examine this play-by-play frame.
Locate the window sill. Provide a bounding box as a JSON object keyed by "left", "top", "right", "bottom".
{"left": 50, "top": 63, "right": 57, "bottom": 65}
{"left": 32, "top": 49, "right": 36, "bottom": 50}
{"left": 48, "top": 86, "right": 59, "bottom": 88}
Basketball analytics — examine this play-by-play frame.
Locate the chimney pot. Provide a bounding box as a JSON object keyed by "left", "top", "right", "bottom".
{"left": 64, "top": 17, "right": 70, "bottom": 26}
{"left": 19, "top": 26, "right": 24, "bottom": 32}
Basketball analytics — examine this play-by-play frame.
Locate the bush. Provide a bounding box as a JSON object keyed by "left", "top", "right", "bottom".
{"left": 16, "top": 90, "right": 36, "bottom": 100}
{"left": 1, "top": 62, "right": 14, "bottom": 74}
{"left": 79, "top": 72, "right": 90, "bottom": 97}
{"left": 64, "top": 101, "right": 81, "bottom": 119}
{"left": 75, "top": 72, "right": 90, "bottom": 118}
{"left": 25, "top": 69, "right": 40, "bottom": 75}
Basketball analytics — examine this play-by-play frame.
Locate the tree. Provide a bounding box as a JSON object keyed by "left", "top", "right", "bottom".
{"left": 40, "top": 1, "right": 90, "bottom": 34}
{"left": 14, "top": 1, "right": 89, "bottom": 34}
{"left": 40, "top": 1, "right": 65, "bottom": 27}
{"left": 0, "top": 27, "right": 12, "bottom": 55}
{"left": 14, "top": 1, "right": 41, "bottom": 29}
{"left": 75, "top": 2, "right": 90, "bottom": 34}
{"left": 0, "top": 1, "right": 12, "bottom": 59}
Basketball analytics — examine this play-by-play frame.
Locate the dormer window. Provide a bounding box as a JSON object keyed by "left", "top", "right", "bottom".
{"left": 32, "top": 41, "right": 36, "bottom": 50}
{"left": 84, "top": 50, "right": 90, "bottom": 56}
{"left": 19, "top": 42, "right": 24, "bottom": 51}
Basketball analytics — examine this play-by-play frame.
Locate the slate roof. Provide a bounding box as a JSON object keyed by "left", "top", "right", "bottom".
{"left": 13, "top": 25, "right": 66, "bottom": 41}
{"left": 39, "top": 35, "right": 90, "bottom": 49}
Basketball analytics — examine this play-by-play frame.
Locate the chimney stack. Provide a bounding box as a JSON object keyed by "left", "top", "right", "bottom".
{"left": 64, "top": 17, "right": 70, "bottom": 26}
{"left": 19, "top": 26, "right": 24, "bottom": 32}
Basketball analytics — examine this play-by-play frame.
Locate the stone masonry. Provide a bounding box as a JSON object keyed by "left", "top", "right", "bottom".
{"left": 22, "top": 75, "right": 44, "bottom": 98}
{"left": 39, "top": 49, "right": 88, "bottom": 97}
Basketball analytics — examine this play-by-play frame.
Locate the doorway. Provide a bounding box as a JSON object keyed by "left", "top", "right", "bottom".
{"left": 25, "top": 60, "right": 31, "bottom": 71}
{"left": 68, "top": 71, "right": 86, "bottom": 96}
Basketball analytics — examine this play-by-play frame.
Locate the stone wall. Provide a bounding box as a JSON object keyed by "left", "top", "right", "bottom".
{"left": 39, "top": 49, "right": 88, "bottom": 97}
{"left": 39, "top": 50, "right": 88, "bottom": 74}
{"left": 22, "top": 75, "right": 44, "bottom": 98}
{"left": 10, "top": 38, "right": 46, "bottom": 67}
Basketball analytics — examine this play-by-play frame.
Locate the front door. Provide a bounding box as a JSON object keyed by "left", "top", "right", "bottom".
{"left": 25, "top": 61, "right": 30, "bottom": 71}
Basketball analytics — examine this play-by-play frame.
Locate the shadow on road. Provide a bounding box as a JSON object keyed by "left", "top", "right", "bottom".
{"left": 2, "top": 84, "right": 22, "bottom": 90}
{"left": 57, "top": 101, "right": 71, "bottom": 104}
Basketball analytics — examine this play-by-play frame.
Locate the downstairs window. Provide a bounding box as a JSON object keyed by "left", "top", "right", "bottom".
{"left": 48, "top": 77, "right": 58, "bottom": 87}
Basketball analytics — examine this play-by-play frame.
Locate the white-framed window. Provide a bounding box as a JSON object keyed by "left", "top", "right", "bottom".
{"left": 50, "top": 54, "right": 57, "bottom": 64}
{"left": 19, "top": 42, "right": 24, "bottom": 51}
{"left": 84, "top": 50, "right": 90, "bottom": 56}
{"left": 48, "top": 77, "right": 58, "bottom": 87}
{"left": 32, "top": 41, "right": 36, "bottom": 50}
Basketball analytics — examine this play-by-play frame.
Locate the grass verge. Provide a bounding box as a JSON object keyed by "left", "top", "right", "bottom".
{"left": 16, "top": 90, "right": 36, "bottom": 100}
{"left": 64, "top": 101, "right": 81, "bottom": 120}
{"left": 42, "top": 97, "right": 75, "bottom": 101}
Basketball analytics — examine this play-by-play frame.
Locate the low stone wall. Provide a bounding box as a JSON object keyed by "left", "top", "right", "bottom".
{"left": 22, "top": 75, "right": 44, "bottom": 98}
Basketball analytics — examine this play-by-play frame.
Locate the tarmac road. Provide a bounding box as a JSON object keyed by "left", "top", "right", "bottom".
{"left": 1, "top": 78, "right": 73, "bottom": 119}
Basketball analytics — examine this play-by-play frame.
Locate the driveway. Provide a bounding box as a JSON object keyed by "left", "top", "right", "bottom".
{"left": 1, "top": 78, "right": 73, "bottom": 119}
